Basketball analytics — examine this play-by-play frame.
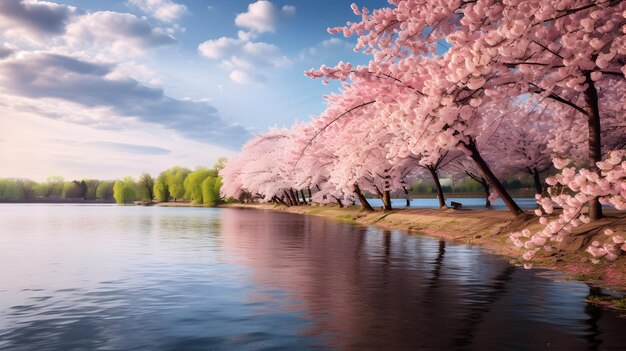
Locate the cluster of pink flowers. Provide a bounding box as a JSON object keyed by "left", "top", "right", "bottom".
{"left": 510, "top": 150, "right": 625, "bottom": 265}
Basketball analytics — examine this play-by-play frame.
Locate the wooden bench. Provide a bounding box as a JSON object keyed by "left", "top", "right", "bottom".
{"left": 450, "top": 201, "right": 463, "bottom": 210}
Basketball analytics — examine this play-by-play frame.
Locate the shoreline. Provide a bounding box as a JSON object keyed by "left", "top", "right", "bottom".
{"left": 0, "top": 199, "right": 115, "bottom": 204}
{"left": 222, "top": 203, "right": 626, "bottom": 296}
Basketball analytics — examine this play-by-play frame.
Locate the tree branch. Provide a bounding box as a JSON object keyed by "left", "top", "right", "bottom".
{"left": 295, "top": 100, "right": 376, "bottom": 167}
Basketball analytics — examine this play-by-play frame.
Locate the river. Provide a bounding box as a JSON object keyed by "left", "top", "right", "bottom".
{"left": 0, "top": 204, "right": 624, "bottom": 350}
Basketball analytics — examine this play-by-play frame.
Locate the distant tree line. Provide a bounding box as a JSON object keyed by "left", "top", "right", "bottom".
{"left": 0, "top": 176, "right": 116, "bottom": 202}
{"left": 0, "top": 158, "right": 228, "bottom": 207}
{"left": 410, "top": 176, "right": 541, "bottom": 195}
{"left": 113, "top": 158, "right": 228, "bottom": 206}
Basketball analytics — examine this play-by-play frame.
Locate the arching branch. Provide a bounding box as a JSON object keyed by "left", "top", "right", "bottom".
{"left": 294, "top": 100, "right": 376, "bottom": 167}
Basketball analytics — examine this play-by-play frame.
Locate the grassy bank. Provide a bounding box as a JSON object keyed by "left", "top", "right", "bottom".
{"left": 154, "top": 201, "right": 204, "bottom": 207}
{"left": 223, "top": 203, "right": 626, "bottom": 297}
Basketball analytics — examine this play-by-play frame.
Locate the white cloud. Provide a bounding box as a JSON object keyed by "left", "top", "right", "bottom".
{"left": 281, "top": 5, "right": 296, "bottom": 17}
{"left": 0, "top": 1, "right": 247, "bottom": 180}
{"left": 197, "top": 1, "right": 295, "bottom": 84}
{"left": 229, "top": 70, "right": 266, "bottom": 84}
{"left": 198, "top": 36, "right": 290, "bottom": 84}
{"left": 0, "top": 2, "right": 178, "bottom": 57}
{"left": 64, "top": 11, "right": 176, "bottom": 56}
{"left": 234, "top": 1, "right": 295, "bottom": 33}
{"left": 127, "top": 0, "right": 187, "bottom": 22}
{"left": 237, "top": 30, "right": 258, "bottom": 42}
{"left": 0, "top": 0, "right": 76, "bottom": 43}
{"left": 240, "top": 41, "right": 290, "bottom": 67}
{"left": 198, "top": 37, "right": 287, "bottom": 67}
{"left": 197, "top": 36, "right": 240, "bottom": 60}
{"left": 0, "top": 51, "right": 250, "bottom": 147}
{"left": 0, "top": 43, "right": 16, "bottom": 59}
{"left": 106, "top": 61, "right": 162, "bottom": 87}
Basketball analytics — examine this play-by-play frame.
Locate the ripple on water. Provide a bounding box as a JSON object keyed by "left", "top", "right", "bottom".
{"left": 0, "top": 205, "right": 625, "bottom": 351}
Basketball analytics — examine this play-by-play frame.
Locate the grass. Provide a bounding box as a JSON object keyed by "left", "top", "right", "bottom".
{"left": 587, "top": 295, "right": 626, "bottom": 310}
{"left": 615, "top": 299, "right": 626, "bottom": 310}
{"left": 335, "top": 214, "right": 356, "bottom": 222}
{"left": 574, "top": 273, "right": 603, "bottom": 281}
{"left": 305, "top": 208, "right": 325, "bottom": 215}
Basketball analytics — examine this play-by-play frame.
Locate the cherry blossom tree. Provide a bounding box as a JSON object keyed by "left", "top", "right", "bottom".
{"left": 220, "top": 128, "right": 294, "bottom": 204}
{"left": 307, "top": 32, "right": 526, "bottom": 216}
{"left": 320, "top": 0, "right": 625, "bottom": 219}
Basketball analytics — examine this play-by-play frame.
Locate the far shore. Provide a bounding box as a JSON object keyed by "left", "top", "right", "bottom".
{"left": 222, "top": 203, "right": 626, "bottom": 296}
{"left": 0, "top": 199, "right": 115, "bottom": 204}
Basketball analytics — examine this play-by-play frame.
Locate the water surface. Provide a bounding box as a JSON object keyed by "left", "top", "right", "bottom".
{"left": 367, "top": 197, "right": 538, "bottom": 209}
{"left": 0, "top": 204, "right": 624, "bottom": 350}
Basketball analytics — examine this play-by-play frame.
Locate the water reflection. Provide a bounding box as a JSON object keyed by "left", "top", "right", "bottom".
{"left": 0, "top": 205, "right": 624, "bottom": 350}
{"left": 219, "top": 209, "right": 626, "bottom": 350}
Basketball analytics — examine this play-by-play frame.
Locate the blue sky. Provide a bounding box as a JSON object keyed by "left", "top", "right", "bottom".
{"left": 0, "top": 0, "right": 385, "bottom": 180}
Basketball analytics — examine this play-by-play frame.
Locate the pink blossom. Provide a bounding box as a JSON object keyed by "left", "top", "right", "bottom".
{"left": 552, "top": 158, "right": 571, "bottom": 169}
{"left": 522, "top": 251, "right": 535, "bottom": 261}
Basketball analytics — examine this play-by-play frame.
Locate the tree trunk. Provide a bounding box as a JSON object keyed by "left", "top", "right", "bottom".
{"left": 354, "top": 183, "right": 374, "bottom": 212}
{"left": 402, "top": 185, "right": 411, "bottom": 207}
{"left": 278, "top": 194, "right": 290, "bottom": 207}
{"left": 481, "top": 178, "right": 491, "bottom": 208}
{"left": 300, "top": 189, "right": 308, "bottom": 205}
{"left": 382, "top": 170, "right": 392, "bottom": 211}
{"left": 466, "top": 171, "right": 490, "bottom": 207}
{"left": 283, "top": 190, "right": 294, "bottom": 206}
{"left": 308, "top": 188, "right": 312, "bottom": 201}
{"left": 290, "top": 188, "right": 300, "bottom": 206}
{"left": 532, "top": 168, "right": 543, "bottom": 196}
{"left": 427, "top": 165, "right": 447, "bottom": 209}
{"left": 382, "top": 190, "right": 393, "bottom": 211}
{"left": 332, "top": 195, "right": 344, "bottom": 208}
{"left": 584, "top": 71, "right": 603, "bottom": 220}
{"left": 373, "top": 185, "right": 392, "bottom": 211}
{"left": 465, "top": 141, "right": 523, "bottom": 216}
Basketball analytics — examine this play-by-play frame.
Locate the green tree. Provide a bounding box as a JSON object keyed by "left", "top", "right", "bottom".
{"left": 0, "top": 179, "right": 21, "bottom": 201}
{"left": 411, "top": 180, "right": 434, "bottom": 194}
{"left": 113, "top": 177, "right": 138, "bottom": 204}
{"left": 96, "top": 181, "right": 115, "bottom": 201}
{"left": 154, "top": 173, "right": 169, "bottom": 202}
{"left": 138, "top": 173, "right": 155, "bottom": 202}
{"left": 61, "top": 181, "right": 83, "bottom": 199}
{"left": 456, "top": 178, "right": 483, "bottom": 193}
{"left": 83, "top": 179, "right": 100, "bottom": 200}
{"left": 37, "top": 176, "right": 64, "bottom": 198}
{"left": 78, "top": 180, "right": 88, "bottom": 199}
{"left": 201, "top": 175, "right": 222, "bottom": 207}
{"left": 165, "top": 166, "right": 190, "bottom": 201}
{"left": 15, "top": 178, "right": 37, "bottom": 200}
{"left": 184, "top": 168, "right": 213, "bottom": 203}
{"left": 213, "top": 157, "right": 227, "bottom": 172}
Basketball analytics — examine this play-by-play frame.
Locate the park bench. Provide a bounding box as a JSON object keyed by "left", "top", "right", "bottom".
{"left": 450, "top": 201, "right": 462, "bottom": 210}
